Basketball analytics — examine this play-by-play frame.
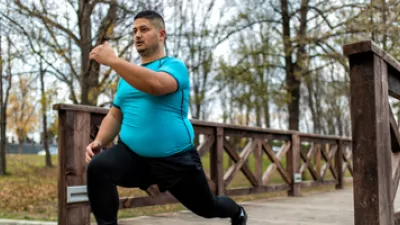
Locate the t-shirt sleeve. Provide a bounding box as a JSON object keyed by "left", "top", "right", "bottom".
{"left": 158, "top": 60, "right": 189, "bottom": 90}
{"left": 112, "top": 81, "right": 121, "bottom": 109}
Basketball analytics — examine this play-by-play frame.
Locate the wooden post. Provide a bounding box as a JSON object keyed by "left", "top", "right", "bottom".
{"left": 57, "top": 109, "right": 91, "bottom": 225}
{"left": 287, "top": 134, "right": 300, "bottom": 196}
{"left": 211, "top": 127, "right": 225, "bottom": 195}
{"left": 315, "top": 144, "right": 321, "bottom": 180}
{"left": 335, "top": 140, "right": 344, "bottom": 189}
{"left": 346, "top": 43, "right": 393, "bottom": 225}
{"left": 254, "top": 139, "right": 263, "bottom": 187}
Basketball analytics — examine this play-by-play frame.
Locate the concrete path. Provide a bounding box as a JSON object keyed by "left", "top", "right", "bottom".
{"left": 4, "top": 186, "right": 400, "bottom": 225}
{"left": 118, "top": 187, "right": 356, "bottom": 225}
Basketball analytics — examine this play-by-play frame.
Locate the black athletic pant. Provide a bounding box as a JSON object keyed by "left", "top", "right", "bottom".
{"left": 87, "top": 141, "right": 240, "bottom": 225}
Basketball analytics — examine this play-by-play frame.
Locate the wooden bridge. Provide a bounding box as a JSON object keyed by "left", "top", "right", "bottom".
{"left": 52, "top": 40, "right": 400, "bottom": 225}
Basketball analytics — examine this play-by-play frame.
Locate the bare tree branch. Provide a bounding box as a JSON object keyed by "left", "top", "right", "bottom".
{"left": 13, "top": 0, "right": 80, "bottom": 46}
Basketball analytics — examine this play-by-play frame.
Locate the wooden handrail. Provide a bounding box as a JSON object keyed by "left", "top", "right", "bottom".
{"left": 53, "top": 103, "right": 351, "bottom": 141}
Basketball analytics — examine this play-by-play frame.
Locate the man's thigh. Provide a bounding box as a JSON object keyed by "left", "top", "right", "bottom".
{"left": 89, "top": 142, "right": 150, "bottom": 189}
{"left": 166, "top": 150, "right": 218, "bottom": 213}
{"left": 145, "top": 147, "right": 205, "bottom": 192}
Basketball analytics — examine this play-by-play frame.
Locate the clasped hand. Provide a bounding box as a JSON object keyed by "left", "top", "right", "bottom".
{"left": 89, "top": 42, "right": 118, "bottom": 66}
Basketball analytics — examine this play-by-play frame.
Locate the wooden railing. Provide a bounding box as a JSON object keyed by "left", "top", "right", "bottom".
{"left": 344, "top": 40, "right": 400, "bottom": 225}
{"left": 53, "top": 104, "right": 353, "bottom": 225}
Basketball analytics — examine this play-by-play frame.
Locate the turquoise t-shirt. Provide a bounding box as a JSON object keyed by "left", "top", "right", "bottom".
{"left": 113, "top": 56, "right": 195, "bottom": 157}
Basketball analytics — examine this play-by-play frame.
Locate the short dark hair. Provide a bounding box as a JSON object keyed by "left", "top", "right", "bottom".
{"left": 134, "top": 10, "right": 165, "bottom": 30}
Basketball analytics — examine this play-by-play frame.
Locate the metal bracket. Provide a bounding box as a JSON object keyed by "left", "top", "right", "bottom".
{"left": 67, "top": 185, "right": 88, "bottom": 204}
{"left": 294, "top": 173, "right": 302, "bottom": 183}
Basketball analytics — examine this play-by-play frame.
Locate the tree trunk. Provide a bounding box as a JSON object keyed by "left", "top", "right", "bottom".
{"left": 287, "top": 78, "right": 301, "bottom": 131}
{"left": 245, "top": 103, "right": 250, "bottom": 126}
{"left": 0, "top": 29, "right": 5, "bottom": 175}
{"left": 255, "top": 100, "right": 262, "bottom": 127}
{"left": 283, "top": 0, "right": 309, "bottom": 131}
{"left": 0, "top": 106, "right": 6, "bottom": 175}
{"left": 281, "top": 0, "right": 299, "bottom": 131}
{"left": 314, "top": 78, "right": 323, "bottom": 134}
{"left": 18, "top": 142, "right": 22, "bottom": 154}
{"left": 253, "top": 50, "right": 265, "bottom": 128}
{"left": 261, "top": 67, "right": 270, "bottom": 129}
{"left": 80, "top": 0, "right": 118, "bottom": 105}
{"left": 263, "top": 102, "right": 270, "bottom": 128}
{"left": 369, "top": 0, "right": 375, "bottom": 41}
{"left": 336, "top": 111, "right": 343, "bottom": 136}
{"left": 327, "top": 117, "right": 335, "bottom": 135}
{"left": 306, "top": 78, "right": 318, "bottom": 133}
{"left": 79, "top": 0, "right": 98, "bottom": 105}
{"left": 194, "top": 95, "right": 201, "bottom": 119}
{"left": 263, "top": 74, "right": 270, "bottom": 128}
{"left": 381, "top": 0, "right": 388, "bottom": 50}
{"left": 40, "top": 59, "right": 52, "bottom": 167}
{"left": 0, "top": 36, "right": 12, "bottom": 175}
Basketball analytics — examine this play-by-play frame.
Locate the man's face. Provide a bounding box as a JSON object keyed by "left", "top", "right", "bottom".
{"left": 133, "top": 18, "right": 164, "bottom": 56}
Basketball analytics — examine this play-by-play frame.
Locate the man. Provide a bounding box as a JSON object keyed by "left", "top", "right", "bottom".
{"left": 87, "top": 10, "right": 247, "bottom": 225}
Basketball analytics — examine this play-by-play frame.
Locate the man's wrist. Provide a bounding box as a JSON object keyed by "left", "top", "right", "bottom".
{"left": 93, "top": 139, "right": 103, "bottom": 147}
{"left": 110, "top": 57, "right": 121, "bottom": 68}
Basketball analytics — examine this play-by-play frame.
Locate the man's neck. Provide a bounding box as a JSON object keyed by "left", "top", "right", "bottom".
{"left": 141, "top": 48, "right": 166, "bottom": 64}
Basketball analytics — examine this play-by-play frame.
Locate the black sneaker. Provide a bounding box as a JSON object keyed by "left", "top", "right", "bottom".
{"left": 231, "top": 206, "right": 247, "bottom": 225}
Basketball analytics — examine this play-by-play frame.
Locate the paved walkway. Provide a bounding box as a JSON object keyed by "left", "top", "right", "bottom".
{"left": 3, "top": 186, "right": 400, "bottom": 225}
{"left": 119, "top": 187, "right": 356, "bottom": 225}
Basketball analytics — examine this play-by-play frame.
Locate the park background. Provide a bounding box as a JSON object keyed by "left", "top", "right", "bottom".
{"left": 0, "top": 0, "right": 396, "bottom": 222}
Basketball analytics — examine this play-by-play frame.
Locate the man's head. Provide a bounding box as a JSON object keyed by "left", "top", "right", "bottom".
{"left": 133, "top": 10, "right": 166, "bottom": 57}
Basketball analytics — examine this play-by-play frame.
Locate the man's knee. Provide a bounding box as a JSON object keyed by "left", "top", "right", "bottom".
{"left": 87, "top": 154, "right": 111, "bottom": 177}
{"left": 191, "top": 201, "right": 218, "bottom": 218}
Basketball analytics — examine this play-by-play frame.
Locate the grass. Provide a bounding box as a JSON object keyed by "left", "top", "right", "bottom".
{"left": 0, "top": 154, "right": 59, "bottom": 221}
{"left": 0, "top": 152, "right": 353, "bottom": 222}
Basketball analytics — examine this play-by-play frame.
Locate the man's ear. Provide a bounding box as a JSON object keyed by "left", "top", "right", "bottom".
{"left": 160, "top": 29, "right": 166, "bottom": 41}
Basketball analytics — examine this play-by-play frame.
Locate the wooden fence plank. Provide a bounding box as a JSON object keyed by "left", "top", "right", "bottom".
{"left": 300, "top": 150, "right": 319, "bottom": 181}
{"left": 223, "top": 139, "right": 258, "bottom": 188}
{"left": 262, "top": 142, "right": 290, "bottom": 185}
{"left": 336, "top": 140, "right": 344, "bottom": 189}
{"left": 261, "top": 141, "right": 291, "bottom": 185}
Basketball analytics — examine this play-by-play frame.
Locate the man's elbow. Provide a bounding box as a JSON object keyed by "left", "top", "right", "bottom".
{"left": 148, "top": 81, "right": 177, "bottom": 96}
{"left": 146, "top": 83, "right": 164, "bottom": 96}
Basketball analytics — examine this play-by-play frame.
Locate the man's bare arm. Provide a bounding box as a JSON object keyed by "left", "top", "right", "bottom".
{"left": 94, "top": 106, "right": 122, "bottom": 147}
{"left": 110, "top": 58, "right": 177, "bottom": 96}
